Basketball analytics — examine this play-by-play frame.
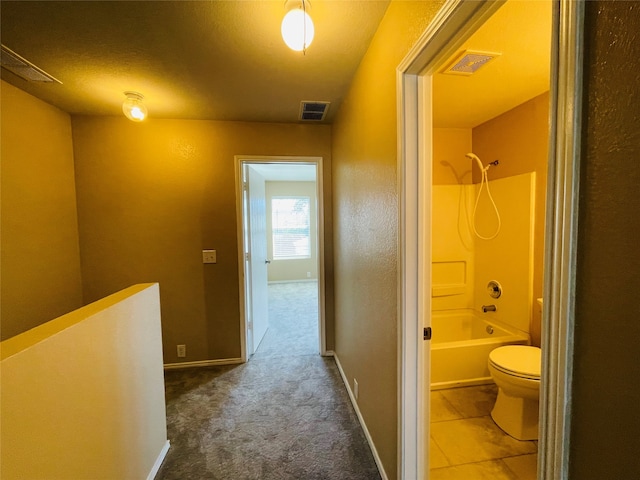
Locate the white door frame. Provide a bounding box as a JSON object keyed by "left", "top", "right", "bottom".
{"left": 235, "top": 155, "right": 327, "bottom": 362}
{"left": 397, "top": 1, "right": 584, "bottom": 478}
{"left": 245, "top": 165, "right": 270, "bottom": 355}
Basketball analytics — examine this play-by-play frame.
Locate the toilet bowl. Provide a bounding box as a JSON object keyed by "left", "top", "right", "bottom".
{"left": 488, "top": 345, "right": 541, "bottom": 440}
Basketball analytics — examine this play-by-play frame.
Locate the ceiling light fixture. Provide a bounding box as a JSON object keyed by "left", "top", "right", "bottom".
{"left": 281, "top": 0, "right": 314, "bottom": 54}
{"left": 122, "top": 91, "right": 148, "bottom": 122}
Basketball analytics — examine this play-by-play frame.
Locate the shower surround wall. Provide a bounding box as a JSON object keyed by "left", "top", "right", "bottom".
{"left": 472, "top": 92, "right": 549, "bottom": 345}
{"left": 432, "top": 173, "right": 536, "bottom": 337}
{"left": 432, "top": 92, "right": 549, "bottom": 345}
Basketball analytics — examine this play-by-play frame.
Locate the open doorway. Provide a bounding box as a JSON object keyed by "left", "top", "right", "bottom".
{"left": 428, "top": 1, "right": 551, "bottom": 478}
{"left": 397, "top": 0, "right": 583, "bottom": 478}
{"left": 235, "top": 156, "right": 326, "bottom": 362}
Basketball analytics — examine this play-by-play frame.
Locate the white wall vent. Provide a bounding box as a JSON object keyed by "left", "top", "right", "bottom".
{"left": 1, "top": 45, "right": 62, "bottom": 83}
{"left": 441, "top": 50, "right": 501, "bottom": 76}
{"left": 299, "top": 101, "right": 330, "bottom": 121}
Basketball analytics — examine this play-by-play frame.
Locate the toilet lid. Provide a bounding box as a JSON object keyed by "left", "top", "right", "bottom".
{"left": 489, "top": 346, "right": 541, "bottom": 379}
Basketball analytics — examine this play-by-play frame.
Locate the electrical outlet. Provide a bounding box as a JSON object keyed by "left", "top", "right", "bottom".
{"left": 307, "top": 271, "right": 311, "bottom": 278}
{"left": 177, "top": 344, "right": 186, "bottom": 358}
{"left": 353, "top": 378, "right": 359, "bottom": 400}
{"left": 202, "top": 250, "right": 217, "bottom": 264}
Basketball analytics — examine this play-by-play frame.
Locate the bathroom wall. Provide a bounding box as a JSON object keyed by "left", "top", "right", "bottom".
{"left": 1, "top": 80, "right": 84, "bottom": 340}
{"left": 431, "top": 184, "right": 474, "bottom": 311}
{"left": 431, "top": 129, "right": 474, "bottom": 311}
{"left": 431, "top": 96, "right": 544, "bottom": 339}
{"left": 432, "top": 173, "right": 536, "bottom": 338}
{"left": 472, "top": 173, "right": 536, "bottom": 335}
{"left": 433, "top": 128, "right": 473, "bottom": 185}
{"left": 266, "top": 181, "right": 318, "bottom": 282}
{"left": 472, "top": 92, "right": 549, "bottom": 345}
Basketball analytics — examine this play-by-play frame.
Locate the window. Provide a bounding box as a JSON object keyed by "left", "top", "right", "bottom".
{"left": 271, "top": 197, "right": 311, "bottom": 259}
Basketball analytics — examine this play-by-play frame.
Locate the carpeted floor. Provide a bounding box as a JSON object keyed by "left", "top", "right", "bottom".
{"left": 156, "top": 281, "right": 381, "bottom": 480}
{"left": 253, "top": 281, "right": 319, "bottom": 359}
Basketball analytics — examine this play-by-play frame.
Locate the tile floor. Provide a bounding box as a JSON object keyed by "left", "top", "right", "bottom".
{"left": 430, "top": 384, "right": 538, "bottom": 480}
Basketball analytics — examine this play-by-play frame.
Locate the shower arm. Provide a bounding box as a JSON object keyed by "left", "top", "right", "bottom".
{"left": 466, "top": 153, "right": 500, "bottom": 173}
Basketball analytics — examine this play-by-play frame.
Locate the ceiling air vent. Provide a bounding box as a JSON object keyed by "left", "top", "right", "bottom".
{"left": 1, "top": 45, "right": 62, "bottom": 83}
{"left": 442, "top": 50, "right": 501, "bottom": 76}
{"left": 299, "top": 101, "right": 330, "bottom": 121}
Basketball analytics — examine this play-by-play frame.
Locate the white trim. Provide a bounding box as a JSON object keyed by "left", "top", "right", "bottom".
{"left": 397, "top": 0, "right": 581, "bottom": 478}
{"left": 234, "top": 157, "right": 249, "bottom": 362}
{"left": 234, "top": 155, "right": 328, "bottom": 359}
{"left": 314, "top": 158, "right": 328, "bottom": 356}
{"left": 396, "top": 67, "right": 421, "bottom": 480}
{"left": 416, "top": 72, "right": 432, "bottom": 479}
{"left": 396, "top": 2, "right": 504, "bottom": 477}
{"left": 163, "top": 358, "right": 243, "bottom": 370}
{"left": 333, "top": 354, "right": 388, "bottom": 480}
{"left": 539, "top": 1, "right": 584, "bottom": 478}
{"left": 146, "top": 440, "right": 170, "bottom": 480}
{"left": 397, "top": 0, "right": 505, "bottom": 76}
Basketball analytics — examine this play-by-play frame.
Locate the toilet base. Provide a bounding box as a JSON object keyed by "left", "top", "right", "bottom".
{"left": 491, "top": 388, "right": 539, "bottom": 441}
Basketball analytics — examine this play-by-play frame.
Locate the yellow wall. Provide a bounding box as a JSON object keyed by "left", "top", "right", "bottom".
{"left": 1, "top": 284, "right": 168, "bottom": 479}
{"left": 71, "top": 116, "right": 333, "bottom": 363}
{"left": 266, "top": 181, "right": 318, "bottom": 282}
{"left": 472, "top": 92, "right": 549, "bottom": 346}
{"left": 1, "top": 80, "right": 83, "bottom": 340}
{"left": 433, "top": 128, "right": 473, "bottom": 185}
{"left": 331, "top": 1, "right": 445, "bottom": 477}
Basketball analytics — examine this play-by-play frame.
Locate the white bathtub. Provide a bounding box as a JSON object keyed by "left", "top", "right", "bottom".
{"left": 430, "top": 308, "right": 529, "bottom": 390}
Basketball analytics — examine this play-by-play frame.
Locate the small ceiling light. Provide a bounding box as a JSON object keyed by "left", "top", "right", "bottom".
{"left": 281, "top": 0, "right": 314, "bottom": 53}
{"left": 122, "top": 91, "right": 148, "bottom": 122}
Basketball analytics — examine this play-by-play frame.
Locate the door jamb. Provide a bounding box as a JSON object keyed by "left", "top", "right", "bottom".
{"left": 396, "top": 0, "right": 584, "bottom": 478}
{"left": 235, "top": 155, "right": 326, "bottom": 362}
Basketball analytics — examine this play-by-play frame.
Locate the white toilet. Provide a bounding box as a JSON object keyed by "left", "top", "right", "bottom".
{"left": 488, "top": 345, "right": 541, "bottom": 440}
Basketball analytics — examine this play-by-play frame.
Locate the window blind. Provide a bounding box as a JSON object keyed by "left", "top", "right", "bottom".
{"left": 272, "top": 197, "right": 311, "bottom": 259}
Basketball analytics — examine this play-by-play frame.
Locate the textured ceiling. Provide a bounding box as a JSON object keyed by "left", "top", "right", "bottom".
{"left": 0, "top": 0, "right": 390, "bottom": 123}
{"left": 1, "top": 0, "right": 551, "bottom": 127}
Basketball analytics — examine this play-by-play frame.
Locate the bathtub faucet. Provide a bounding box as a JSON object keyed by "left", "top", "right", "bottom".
{"left": 482, "top": 304, "right": 497, "bottom": 313}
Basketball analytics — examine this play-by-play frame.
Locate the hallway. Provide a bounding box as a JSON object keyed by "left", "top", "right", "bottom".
{"left": 156, "top": 282, "right": 380, "bottom": 479}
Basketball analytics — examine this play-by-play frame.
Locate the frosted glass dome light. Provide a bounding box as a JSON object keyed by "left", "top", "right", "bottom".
{"left": 122, "top": 91, "right": 148, "bottom": 122}
{"left": 281, "top": 1, "right": 314, "bottom": 52}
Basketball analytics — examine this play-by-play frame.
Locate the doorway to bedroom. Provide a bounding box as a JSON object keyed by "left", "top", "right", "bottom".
{"left": 236, "top": 156, "right": 326, "bottom": 361}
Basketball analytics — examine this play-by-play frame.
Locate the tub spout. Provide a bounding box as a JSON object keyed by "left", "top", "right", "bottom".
{"left": 482, "top": 304, "right": 497, "bottom": 313}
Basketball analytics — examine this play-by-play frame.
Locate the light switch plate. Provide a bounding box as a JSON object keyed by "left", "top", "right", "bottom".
{"left": 203, "top": 250, "right": 217, "bottom": 264}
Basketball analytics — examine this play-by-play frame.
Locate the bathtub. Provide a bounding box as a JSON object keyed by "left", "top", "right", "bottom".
{"left": 430, "top": 308, "right": 529, "bottom": 390}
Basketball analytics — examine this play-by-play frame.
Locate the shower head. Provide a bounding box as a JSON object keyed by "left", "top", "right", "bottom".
{"left": 466, "top": 152, "right": 485, "bottom": 172}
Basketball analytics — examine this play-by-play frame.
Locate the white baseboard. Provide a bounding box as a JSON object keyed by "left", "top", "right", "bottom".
{"left": 333, "top": 354, "right": 388, "bottom": 480}
{"left": 163, "top": 357, "right": 243, "bottom": 370}
{"left": 147, "top": 440, "right": 170, "bottom": 480}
